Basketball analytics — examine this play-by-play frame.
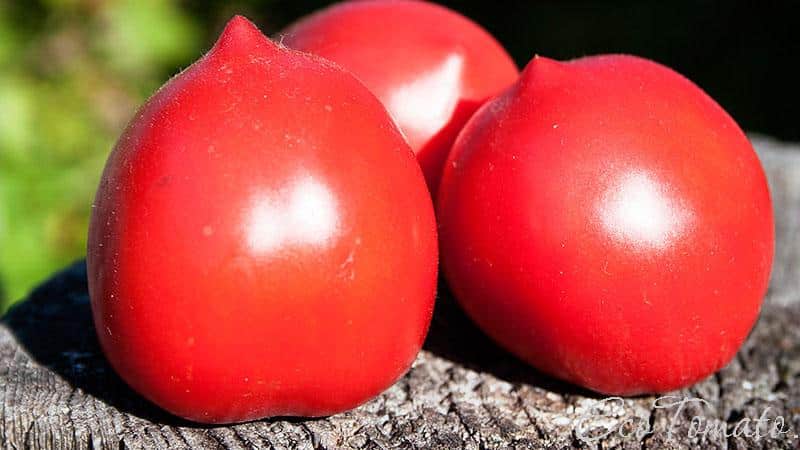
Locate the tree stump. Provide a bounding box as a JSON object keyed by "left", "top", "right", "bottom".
{"left": 2, "top": 135, "right": 799, "bottom": 449}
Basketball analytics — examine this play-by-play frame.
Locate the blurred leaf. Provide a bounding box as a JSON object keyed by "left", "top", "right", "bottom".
{"left": 0, "top": 76, "right": 36, "bottom": 160}
{"left": 101, "top": 0, "right": 201, "bottom": 80}
{"left": 0, "top": 0, "right": 206, "bottom": 311}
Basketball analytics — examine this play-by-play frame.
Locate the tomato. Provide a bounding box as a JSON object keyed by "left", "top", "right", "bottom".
{"left": 87, "top": 16, "right": 438, "bottom": 423}
{"left": 437, "top": 55, "right": 774, "bottom": 395}
{"left": 281, "top": 0, "right": 519, "bottom": 194}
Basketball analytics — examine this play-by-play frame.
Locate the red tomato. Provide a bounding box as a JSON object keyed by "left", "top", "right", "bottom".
{"left": 437, "top": 55, "right": 774, "bottom": 395}
{"left": 87, "top": 16, "right": 437, "bottom": 423}
{"left": 281, "top": 0, "right": 519, "bottom": 193}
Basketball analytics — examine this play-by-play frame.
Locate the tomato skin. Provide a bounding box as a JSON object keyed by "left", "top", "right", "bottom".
{"left": 87, "top": 16, "right": 437, "bottom": 424}
{"left": 437, "top": 55, "right": 774, "bottom": 395}
{"left": 281, "top": 0, "right": 519, "bottom": 194}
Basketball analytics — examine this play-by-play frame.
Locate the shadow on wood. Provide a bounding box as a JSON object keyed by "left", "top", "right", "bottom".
{"left": 423, "top": 278, "right": 602, "bottom": 399}
{"left": 2, "top": 261, "right": 194, "bottom": 427}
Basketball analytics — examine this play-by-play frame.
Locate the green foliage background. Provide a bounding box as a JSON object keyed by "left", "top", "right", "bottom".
{"left": 0, "top": 0, "right": 335, "bottom": 312}
{"left": 0, "top": 0, "right": 243, "bottom": 311}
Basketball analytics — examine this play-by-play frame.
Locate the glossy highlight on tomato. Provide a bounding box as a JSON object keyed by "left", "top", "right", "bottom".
{"left": 282, "top": 0, "right": 519, "bottom": 193}
{"left": 437, "top": 54, "right": 774, "bottom": 395}
{"left": 87, "top": 16, "right": 438, "bottom": 424}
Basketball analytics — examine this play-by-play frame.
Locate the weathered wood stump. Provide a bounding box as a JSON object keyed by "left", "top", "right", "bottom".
{"left": 2, "top": 136, "right": 799, "bottom": 449}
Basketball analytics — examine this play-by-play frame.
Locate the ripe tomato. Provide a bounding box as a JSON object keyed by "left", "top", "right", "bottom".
{"left": 437, "top": 55, "right": 774, "bottom": 395}
{"left": 87, "top": 16, "right": 438, "bottom": 423}
{"left": 281, "top": 0, "right": 519, "bottom": 193}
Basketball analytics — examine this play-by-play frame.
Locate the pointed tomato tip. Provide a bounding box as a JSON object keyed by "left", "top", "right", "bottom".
{"left": 522, "top": 55, "right": 563, "bottom": 76}
{"left": 227, "top": 15, "right": 260, "bottom": 32}
{"left": 518, "top": 55, "right": 567, "bottom": 88}
{"left": 212, "top": 15, "right": 275, "bottom": 55}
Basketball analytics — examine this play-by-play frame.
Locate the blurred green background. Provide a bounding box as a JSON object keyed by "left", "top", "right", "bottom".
{"left": 0, "top": 0, "right": 797, "bottom": 312}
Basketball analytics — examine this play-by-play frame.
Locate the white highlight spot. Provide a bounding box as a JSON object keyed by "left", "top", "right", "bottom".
{"left": 387, "top": 54, "right": 464, "bottom": 138}
{"left": 599, "top": 171, "right": 691, "bottom": 249}
{"left": 245, "top": 176, "right": 339, "bottom": 254}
